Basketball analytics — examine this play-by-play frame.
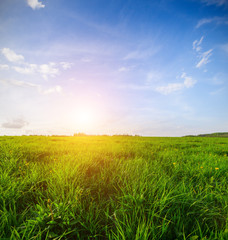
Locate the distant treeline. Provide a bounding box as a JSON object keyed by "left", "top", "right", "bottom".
{"left": 184, "top": 132, "right": 228, "bottom": 138}
{"left": 73, "top": 133, "right": 140, "bottom": 137}
{"left": 22, "top": 134, "right": 140, "bottom": 137}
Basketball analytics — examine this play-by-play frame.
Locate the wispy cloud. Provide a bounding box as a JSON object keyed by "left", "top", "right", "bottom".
{"left": 13, "top": 65, "right": 37, "bottom": 75}
{"left": 118, "top": 67, "right": 129, "bottom": 72}
{"left": 2, "top": 118, "right": 28, "bottom": 129}
{"left": 193, "top": 36, "right": 204, "bottom": 52}
{"left": 26, "top": 0, "right": 45, "bottom": 10}
{"left": 210, "top": 87, "right": 225, "bottom": 95}
{"left": 119, "top": 83, "right": 151, "bottom": 90}
{"left": 221, "top": 43, "right": 228, "bottom": 54}
{"left": 196, "top": 49, "right": 213, "bottom": 68}
{"left": 60, "top": 62, "right": 73, "bottom": 70}
{"left": 119, "top": 72, "right": 196, "bottom": 94}
{"left": 156, "top": 83, "right": 184, "bottom": 95}
{"left": 156, "top": 72, "right": 196, "bottom": 95}
{"left": 1, "top": 48, "right": 24, "bottom": 62}
{"left": 118, "top": 66, "right": 135, "bottom": 72}
{"left": 42, "top": 85, "right": 62, "bottom": 95}
{"left": 201, "top": 0, "right": 227, "bottom": 6}
{"left": 123, "top": 45, "right": 161, "bottom": 60}
{"left": 81, "top": 57, "right": 92, "bottom": 63}
{"left": 196, "top": 17, "right": 228, "bottom": 28}
{"left": 192, "top": 37, "right": 213, "bottom": 68}
{"left": 146, "top": 71, "right": 162, "bottom": 84}
{"left": 0, "top": 78, "right": 62, "bottom": 95}
{"left": 0, "top": 64, "right": 9, "bottom": 70}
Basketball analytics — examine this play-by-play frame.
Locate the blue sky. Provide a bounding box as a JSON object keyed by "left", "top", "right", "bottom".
{"left": 0, "top": 0, "right": 227, "bottom": 136}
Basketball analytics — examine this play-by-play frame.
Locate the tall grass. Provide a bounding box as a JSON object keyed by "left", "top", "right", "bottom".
{"left": 0, "top": 136, "right": 227, "bottom": 239}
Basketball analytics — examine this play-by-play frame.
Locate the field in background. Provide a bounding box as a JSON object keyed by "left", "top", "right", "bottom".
{"left": 0, "top": 136, "right": 227, "bottom": 239}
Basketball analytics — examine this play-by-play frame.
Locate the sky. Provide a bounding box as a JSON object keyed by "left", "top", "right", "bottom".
{"left": 0, "top": 0, "right": 227, "bottom": 136}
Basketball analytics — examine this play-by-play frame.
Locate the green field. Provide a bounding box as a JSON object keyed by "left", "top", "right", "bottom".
{"left": 0, "top": 136, "right": 227, "bottom": 239}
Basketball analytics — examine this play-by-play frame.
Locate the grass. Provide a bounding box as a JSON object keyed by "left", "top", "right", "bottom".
{"left": 0, "top": 135, "right": 227, "bottom": 239}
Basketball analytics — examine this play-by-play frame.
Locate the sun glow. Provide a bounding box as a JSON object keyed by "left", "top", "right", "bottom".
{"left": 78, "top": 110, "right": 94, "bottom": 126}
{"left": 71, "top": 107, "right": 99, "bottom": 133}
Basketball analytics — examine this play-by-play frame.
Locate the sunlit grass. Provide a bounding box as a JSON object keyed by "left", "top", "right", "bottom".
{"left": 0, "top": 135, "right": 227, "bottom": 239}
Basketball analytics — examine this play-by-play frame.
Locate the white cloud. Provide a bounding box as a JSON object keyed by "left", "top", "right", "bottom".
{"left": 193, "top": 36, "right": 204, "bottom": 52}
{"left": 196, "top": 49, "right": 213, "bottom": 68}
{"left": 60, "top": 62, "right": 73, "bottom": 70}
{"left": 39, "top": 63, "right": 59, "bottom": 79}
{"left": 196, "top": 17, "right": 228, "bottom": 28}
{"left": 2, "top": 118, "right": 28, "bottom": 129}
{"left": 156, "top": 73, "right": 196, "bottom": 95}
{"left": 201, "top": 0, "right": 227, "bottom": 6}
{"left": 1, "top": 48, "right": 71, "bottom": 79}
{"left": 27, "top": 0, "right": 45, "bottom": 10}
{"left": 181, "top": 72, "right": 196, "bottom": 88}
{"left": 1, "top": 48, "right": 24, "bottom": 62}
{"left": 42, "top": 85, "right": 62, "bottom": 94}
{"left": 0, "top": 64, "right": 9, "bottom": 70}
{"left": 12, "top": 63, "right": 59, "bottom": 79}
